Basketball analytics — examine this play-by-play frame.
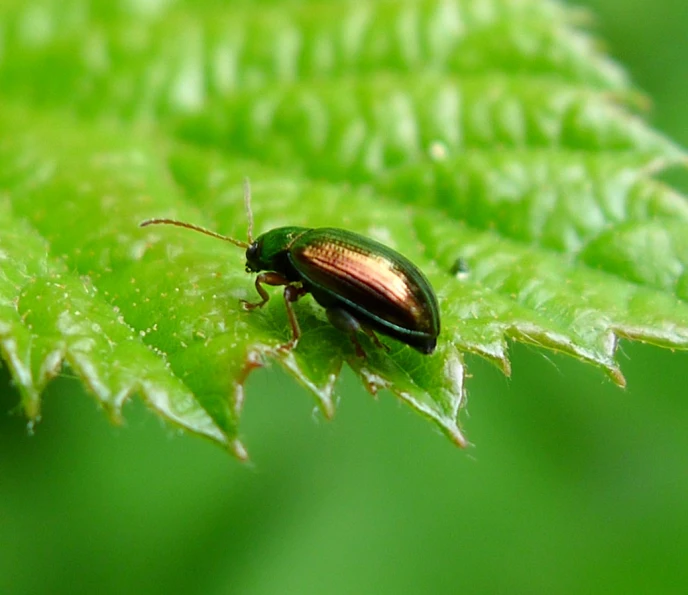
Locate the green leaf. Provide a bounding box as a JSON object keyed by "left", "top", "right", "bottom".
{"left": 0, "top": 0, "right": 686, "bottom": 456}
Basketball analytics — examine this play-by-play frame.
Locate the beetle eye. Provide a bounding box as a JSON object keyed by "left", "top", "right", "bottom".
{"left": 245, "top": 241, "right": 261, "bottom": 273}
{"left": 245, "top": 242, "right": 259, "bottom": 262}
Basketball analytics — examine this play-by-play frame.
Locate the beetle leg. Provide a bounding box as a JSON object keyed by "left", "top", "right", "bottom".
{"left": 325, "top": 308, "right": 367, "bottom": 358}
{"left": 277, "top": 284, "right": 308, "bottom": 353}
{"left": 362, "top": 328, "right": 390, "bottom": 353}
{"left": 241, "top": 272, "right": 290, "bottom": 310}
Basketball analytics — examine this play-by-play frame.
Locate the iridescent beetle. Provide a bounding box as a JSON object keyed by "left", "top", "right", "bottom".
{"left": 141, "top": 181, "right": 440, "bottom": 357}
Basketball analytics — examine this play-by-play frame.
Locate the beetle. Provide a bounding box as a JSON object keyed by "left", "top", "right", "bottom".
{"left": 140, "top": 180, "right": 440, "bottom": 357}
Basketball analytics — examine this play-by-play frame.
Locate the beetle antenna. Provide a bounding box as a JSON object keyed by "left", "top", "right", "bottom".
{"left": 244, "top": 177, "right": 254, "bottom": 244}
{"left": 139, "top": 218, "right": 250, "bottom": 249}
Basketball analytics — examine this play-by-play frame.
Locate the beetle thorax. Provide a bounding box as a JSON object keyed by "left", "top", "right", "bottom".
{"left": 244, "top": 226, "right": 311, "bottom": 275}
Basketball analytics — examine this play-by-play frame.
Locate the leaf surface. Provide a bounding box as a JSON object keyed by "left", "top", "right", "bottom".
{"left": 0, "top": 0, "right": 686, "bottom": 455}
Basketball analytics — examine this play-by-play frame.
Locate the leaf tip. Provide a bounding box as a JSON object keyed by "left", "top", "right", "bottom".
{"left": 609, "top": 366, "right": 627, "bottom": 388}
{"left": 230, "top": 439, "right": 249, "bottom": 461}
{"left": 319, "top": 390, "right": 336, "bottom": 420}
{"left": 22, "top": 396, "right": 41, "bottom": 421}
{"left": 497, "top": 356, "right": 512, "bottom": 378}
{"left": 103, "top": 401, "right": 125, "bottom": 426}
{"left": 448, "top": 425, "right": 470, "bottom": 449}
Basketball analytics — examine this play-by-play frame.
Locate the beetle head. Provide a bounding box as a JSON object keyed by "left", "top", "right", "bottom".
{"left": 244, "top": 239, "right": 264, "bottom": 273}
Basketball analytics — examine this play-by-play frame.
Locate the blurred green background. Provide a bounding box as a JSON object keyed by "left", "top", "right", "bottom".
{"left": 2, "top": 1, "right": 688, "bottom": 593}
